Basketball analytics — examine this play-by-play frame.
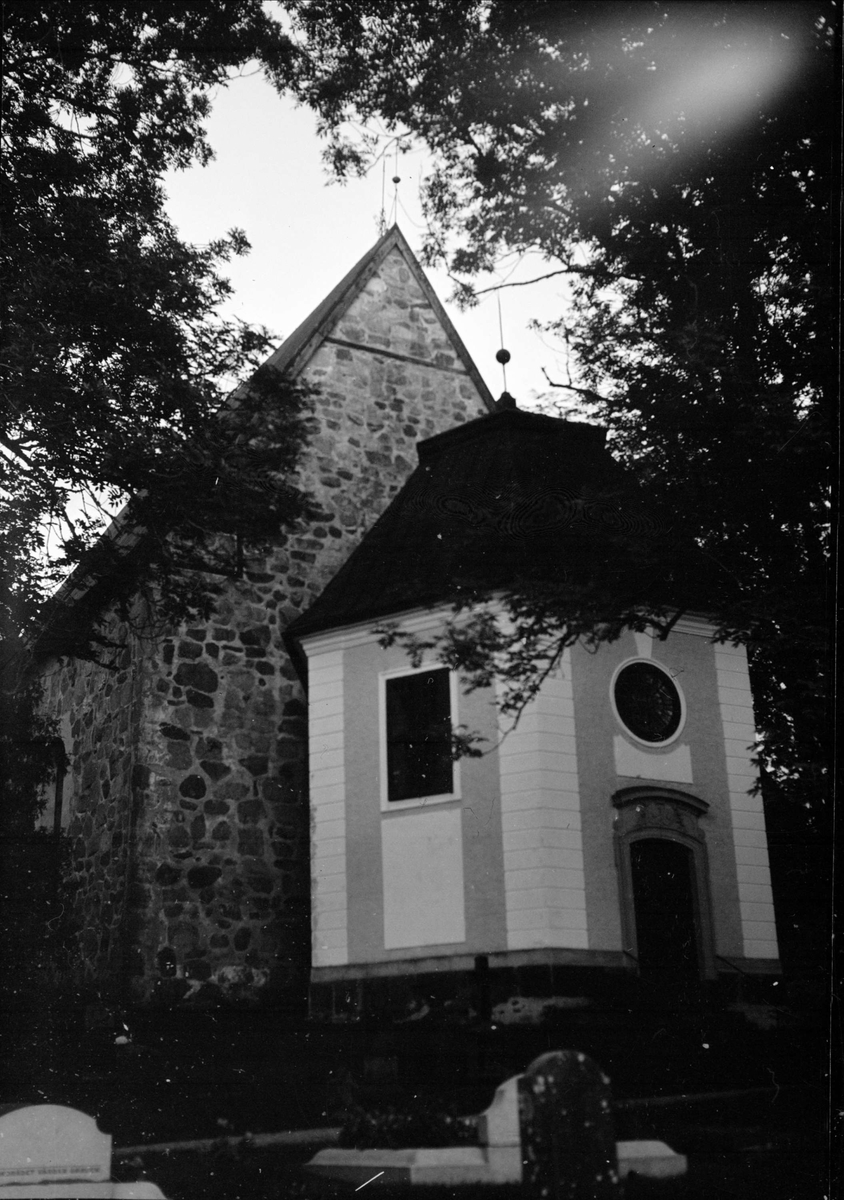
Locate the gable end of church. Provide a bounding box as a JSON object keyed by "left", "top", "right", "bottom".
{"left": 29, "top": 228, "right": 493, "bottom": 1006}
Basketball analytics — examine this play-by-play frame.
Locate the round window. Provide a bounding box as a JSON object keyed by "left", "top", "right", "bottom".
{"left": 613, "top": 661, "right": 683, "bottom": 744}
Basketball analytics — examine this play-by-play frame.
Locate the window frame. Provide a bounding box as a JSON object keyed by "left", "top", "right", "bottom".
{"left": 610, "top": 657, "right": 687, "bottom": 748}
{"left": 379, "top": 664, "right": 461, "bottom": 811}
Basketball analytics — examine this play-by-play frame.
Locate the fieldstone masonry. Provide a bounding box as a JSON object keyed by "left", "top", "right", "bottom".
{"left": 39, "top": 618, "right": 142, "bottom": 982}
{"left": 36, "top": 229, "right": 494, "bottom": 1002}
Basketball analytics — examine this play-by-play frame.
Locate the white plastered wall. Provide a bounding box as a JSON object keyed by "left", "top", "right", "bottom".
{"left": 496, "top": 649, "right": 588, "bottom": 950}
{"left": 307, "top": 647, "right": 348, "bottom": 967}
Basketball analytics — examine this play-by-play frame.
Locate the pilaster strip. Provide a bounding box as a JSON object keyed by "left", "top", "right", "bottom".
{"left": 714, "top": 644, "right": 779, "bottom": 959}
{"left": 497, "top": 650, "right": 588, "bottom": 950}
{"left": 306, "top": 647, "right": 348, "bottom": 966}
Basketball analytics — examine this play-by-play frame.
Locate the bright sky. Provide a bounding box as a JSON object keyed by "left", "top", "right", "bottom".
{"left": 46, "top": 73, "right": 578, "bottom": 565}
{"left": 163, "top": 71, "right": 577, "bottom": 409}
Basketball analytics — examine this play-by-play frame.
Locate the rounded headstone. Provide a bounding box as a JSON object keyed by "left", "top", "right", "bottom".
{"left": 519, "top": 1050, "right": 620, "bottom": 1199}
{"left": 0, "top": 1104, "right": 110, "bottom": 1186}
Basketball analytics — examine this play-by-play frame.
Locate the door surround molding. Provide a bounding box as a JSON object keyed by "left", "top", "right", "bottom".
{"left": 612, "top": 786, "right": 716, "bottom": 979}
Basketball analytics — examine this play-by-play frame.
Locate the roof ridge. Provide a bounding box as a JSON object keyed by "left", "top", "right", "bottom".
{"left": 417, "top": 408, "right": 606, "bottom": 462}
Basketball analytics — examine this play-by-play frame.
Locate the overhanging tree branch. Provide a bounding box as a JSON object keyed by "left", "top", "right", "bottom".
{"left": 540, "top": 370, "right": 607, "bottom": 406}
{"left": 450, "top": 263, "right": 621, "bottom": 300}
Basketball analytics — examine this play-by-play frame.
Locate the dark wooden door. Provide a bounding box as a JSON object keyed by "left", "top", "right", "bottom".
{"left": 630, "top": 837, "right": 700, "bottom": 976}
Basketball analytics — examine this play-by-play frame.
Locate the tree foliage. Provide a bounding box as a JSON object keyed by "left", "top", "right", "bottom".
{"left": 284, "top": 0, "right": 835, "bottom": 813}
{"left": 1, "top": 1, "right": 833, "bottom": 828}
{"left": 1, "top": 2, "right": 326, "bottom": 824}
{"left": 1, "top": 1, "right": 313, "bottom": 664}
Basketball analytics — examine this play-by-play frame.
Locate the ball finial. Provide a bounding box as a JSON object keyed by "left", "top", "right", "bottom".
{"left": 496, "top": 348, "right": 511, "bottom": 365}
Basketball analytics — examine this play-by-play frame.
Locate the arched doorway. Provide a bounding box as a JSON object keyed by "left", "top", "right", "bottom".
{"left": 629, "top": 837, "right": 699, "bottom": 976}
{"left": 613, "top": 787, "right": 715, "bottom": 980}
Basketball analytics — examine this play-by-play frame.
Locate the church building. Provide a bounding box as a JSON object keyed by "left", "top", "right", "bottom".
{"left": 28, "top": 227, "right": 779, "bottom": 1013}
{"left": 286, "top": 406, "right": 780, "bottom": 1018}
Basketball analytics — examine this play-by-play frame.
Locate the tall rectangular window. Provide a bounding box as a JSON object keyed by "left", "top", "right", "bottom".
{"left": 385, "top": 668, "right": 453, "bottom": 802}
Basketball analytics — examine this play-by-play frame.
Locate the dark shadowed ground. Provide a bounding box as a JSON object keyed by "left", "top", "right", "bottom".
{"left": 110, "top": 1142, "right": 827, "bottom": 1200}
{"left": 1, "top": 1002, "right": 830, "bottom": 1200}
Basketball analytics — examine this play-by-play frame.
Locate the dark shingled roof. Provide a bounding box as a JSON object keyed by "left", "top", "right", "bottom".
{"left": 287, "top": 407, "right": 669, "bottom": 641}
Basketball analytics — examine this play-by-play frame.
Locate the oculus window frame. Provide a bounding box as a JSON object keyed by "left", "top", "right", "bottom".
{"left": 379, "top": 664, "right": 461, "bottom": 812}
{"left": 611, "top": 658, "right": 686, "bottom": 747}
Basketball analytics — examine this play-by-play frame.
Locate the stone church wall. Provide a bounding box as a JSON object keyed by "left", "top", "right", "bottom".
{"left": 38, "top": 616, "right": 144, "bottom": 987}
{"left": 38, "top": 242, "right": 490, "bottom": 1003}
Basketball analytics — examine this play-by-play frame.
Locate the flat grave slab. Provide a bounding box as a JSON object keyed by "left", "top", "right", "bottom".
{"left": 306, "top": 1054, "right": 687, "bottom": 1190}
{"left": 306, "top": 1140, "right": 686, "bottom": 1188}
{"left": 307, "top": 1145, "right": 522, "bottom": 1187}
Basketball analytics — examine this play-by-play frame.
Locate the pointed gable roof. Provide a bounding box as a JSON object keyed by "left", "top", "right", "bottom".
{"left": 30, "top": 226, "right": 494, "bottom": 655}
{"left": 237, "top": 225, "right": 496, "bottom": 410}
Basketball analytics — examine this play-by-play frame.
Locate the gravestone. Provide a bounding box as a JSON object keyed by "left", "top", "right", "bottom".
{"left": 518, "top": 1051, "right": 621, "bottom": 1200}
{"left": 0, "top": 1105, "right": 110, "bottom": 1188}
{"left": 306, "top": 1054, "right": 685, "bottom": 1189}
{"left": 0, "top": 1105, "right": 166, "bottom": 1197}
